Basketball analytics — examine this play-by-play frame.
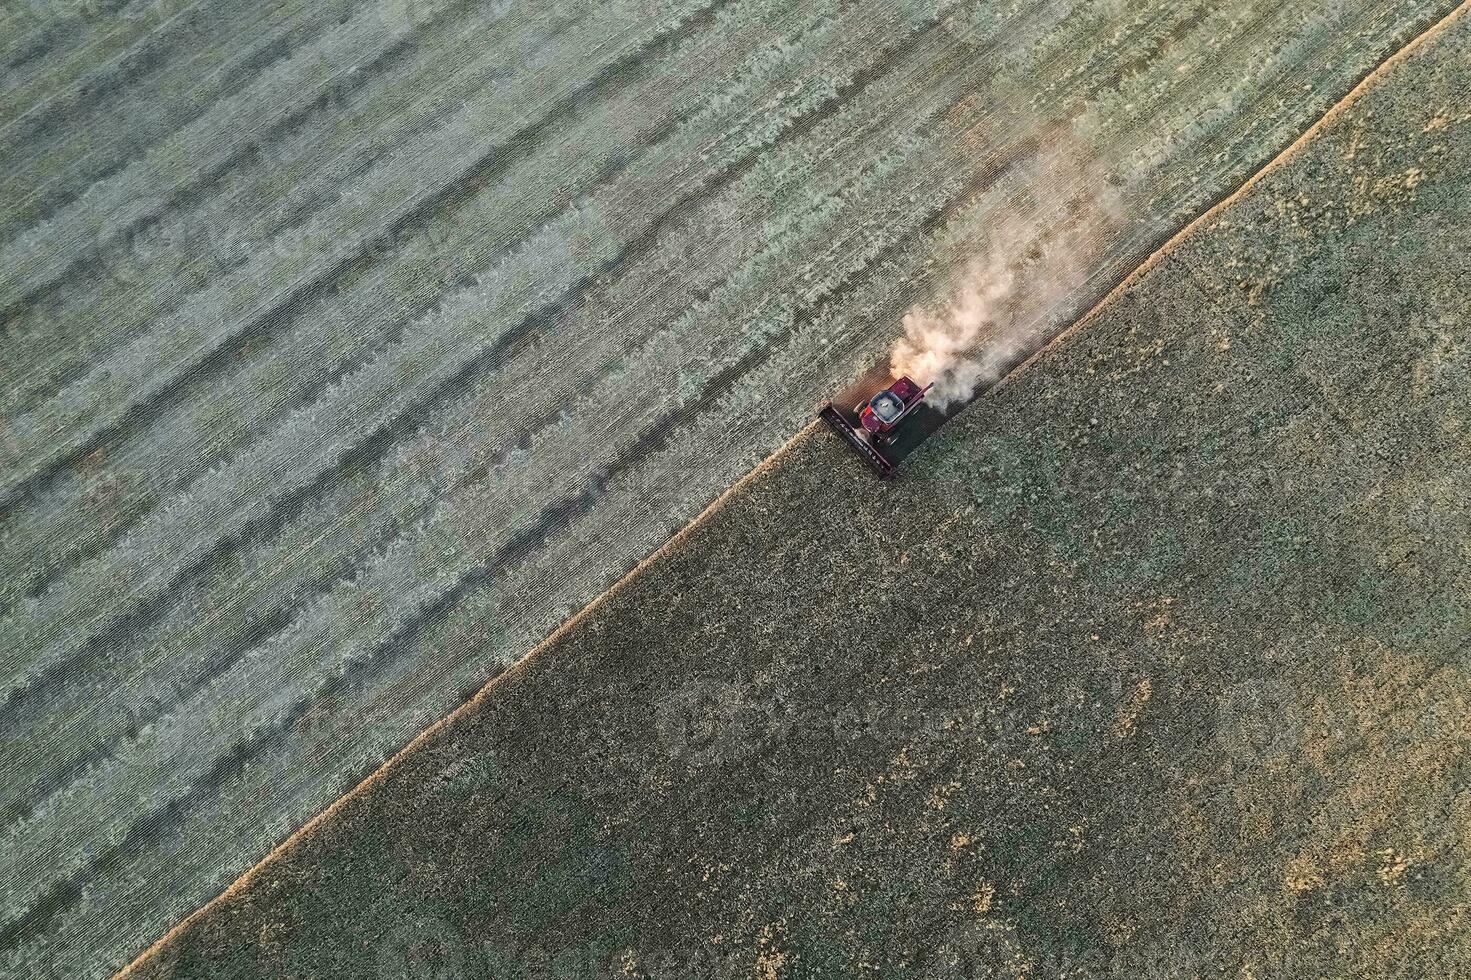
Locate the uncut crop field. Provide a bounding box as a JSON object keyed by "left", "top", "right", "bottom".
{"left": 0, "top": 0, "right": 1459, "bottom": 976}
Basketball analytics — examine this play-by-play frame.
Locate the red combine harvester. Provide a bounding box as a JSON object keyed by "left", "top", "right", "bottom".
{"left": 820, "top": 375, "right": 935, "bottom": 478}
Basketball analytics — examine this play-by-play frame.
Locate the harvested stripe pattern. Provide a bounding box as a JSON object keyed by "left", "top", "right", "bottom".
{"left": 0, "top": 0, "right": 1457, "bottom": 975}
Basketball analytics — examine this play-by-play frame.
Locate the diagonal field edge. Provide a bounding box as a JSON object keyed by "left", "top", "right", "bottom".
{"left": 112, "top": 1, "right": 1471, "bottom": 975}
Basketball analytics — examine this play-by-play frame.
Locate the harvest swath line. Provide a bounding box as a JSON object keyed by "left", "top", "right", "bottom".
{"left": 3, "top": 0, "right": 563, "bottom": 277}
{"left": 0, "top": 0, "right": 540, "bottom": 327}
{"left": 2, "top": 0, "right": 341, "bottom": 144}
{"left": 0, "top": 0, "right": 662, "bottom": 309}
{"left": 8, "top": 0, "right": 362, "bottom": 165}
{"left": 1090, "top": 1, "right": 1216, "bottom": 97}
{"left": 0, "top": 0, "right": 736, "bottom": 515}
{"left": 0, "top": 0, "right": 211, "bottom": 126}
{"left": 0, "top": 2, "right": 591, "bottom": 409}
{"left": 1, "top": 111, "right": 662, "bottom": 615}
{"left": 1, "top": 30, "right": 52, "bottom": 75}
{"left": 0, "top": 0, "right": 717, "bottom": 409}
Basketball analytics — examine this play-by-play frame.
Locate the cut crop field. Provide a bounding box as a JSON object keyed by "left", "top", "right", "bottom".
{"left": 0, "top": 0, "right": 1464, "bottom": 976}
{"left": 121, "top": 10, "right": 1471, "bottom": 976}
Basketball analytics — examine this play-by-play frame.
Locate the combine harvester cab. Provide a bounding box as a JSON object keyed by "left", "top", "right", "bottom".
{"left": 820, "top": 373, "right": 938, "bottom": 479}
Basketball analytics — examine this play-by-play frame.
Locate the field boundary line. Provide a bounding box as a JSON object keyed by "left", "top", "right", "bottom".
{"left": 114, "top": 2, "right": 1471, "bottom": 973}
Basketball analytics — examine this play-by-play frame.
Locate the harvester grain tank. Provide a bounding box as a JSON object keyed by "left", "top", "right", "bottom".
{"left": 819, "top": 375, "right": 935, "bottom": 478}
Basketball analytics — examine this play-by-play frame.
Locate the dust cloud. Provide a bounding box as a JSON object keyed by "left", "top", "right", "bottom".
{"left": 890, "top": 129, "right": 1124, "bottom": 410}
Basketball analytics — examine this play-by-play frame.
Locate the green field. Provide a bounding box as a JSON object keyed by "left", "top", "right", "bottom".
{"left": 119, "top": 8, "right": 1471, "bottom": 977}
{"left": 1, "top": 0, "right": 1465, "bottom": 976}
